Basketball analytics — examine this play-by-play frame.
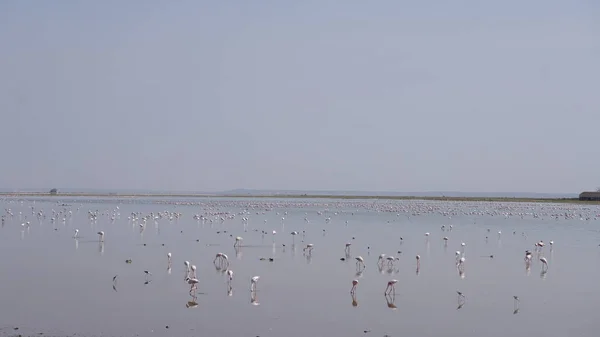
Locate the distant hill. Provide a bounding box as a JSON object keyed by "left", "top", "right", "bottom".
{"left": 216, "top": 189, "right": 578, "bottom": 199}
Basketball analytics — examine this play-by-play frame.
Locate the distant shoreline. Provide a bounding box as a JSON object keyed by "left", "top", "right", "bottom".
{"left": 0, "top": 192, "right": 596, "bottom": 204}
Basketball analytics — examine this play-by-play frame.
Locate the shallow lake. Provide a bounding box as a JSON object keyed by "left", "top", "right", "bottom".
{"left": 1, "top": 197, "right": 599, "bottom": 337}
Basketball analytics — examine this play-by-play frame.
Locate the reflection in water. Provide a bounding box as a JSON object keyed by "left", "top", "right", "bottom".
{"left": 385, "top": 294, "right": 397, "bottom": 310}
{"left": 75, "top": 238, "right": 79, "bottom": 250}
{"left": 234, "top": 246, "right": 242, "bottom": 259}
{"left": 457, "top": 291, "right": 466, "bottom": 310}
{"left": 186, "top": 293, "right": 198, "bottom": 308}
{"left": 250, "top": 290, "right": 259, "bottom": 306}
{"left": 513, "top": 296, "right": 520, "bottom": 314}
{"left": 351, "top": 292, "right": 358, "bottom": 307}
{"left": 227, "top": 285, "right": 233, "bottom": 297}
{"left": 540, "top": 270, "right": 547, "bottom": 279}
{"left": 98, "top": 242, "right": 104, "bottom": 255}
{"left": 458, "top": 269, "right": 465, "bottom": 279}
{"left": 291, "top": 244, "right": 297, "bottom": 257}
{"left": 305, "top": 253, "right": 312, "bottom": 264}
{"left": 355, "top": 270, "right": 364, "bottom": 278}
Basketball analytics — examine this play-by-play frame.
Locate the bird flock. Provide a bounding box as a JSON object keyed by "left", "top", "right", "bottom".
{"left": 2, "top": 197, "right": 600, "bottom": 326}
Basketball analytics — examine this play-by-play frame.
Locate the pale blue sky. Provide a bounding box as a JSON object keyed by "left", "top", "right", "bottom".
{"left": 0, "top": 1, "right": 598, "bottom": 193}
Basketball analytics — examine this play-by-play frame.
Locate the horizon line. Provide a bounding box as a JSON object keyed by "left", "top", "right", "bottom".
{"left": 0, "top": 187, "right": 583, "bottom": 195}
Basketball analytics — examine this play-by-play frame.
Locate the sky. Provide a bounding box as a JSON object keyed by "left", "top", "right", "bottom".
{"left": 0, "top": 0, "right": 599, "bottom": 193}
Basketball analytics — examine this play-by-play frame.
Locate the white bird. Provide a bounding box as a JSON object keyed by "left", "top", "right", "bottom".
{"left": 250, "top": 276, "right": 260, "bottom": 291}
{"left": 540, "top": 257, "right": 548, "bottom": 271}
{"left": 167, "top": 252, "right": 172, "bottom": 263}
{"left": 185, "top": 277, "right": 199, "bottom": 291}
{"left": 416, "top": 255, "right": 421, "bottom": 269}
{"left": 351, "top": 279, "right": 359, "bottom": 293}
{"left": 457, "top": 257, "right": 466, "bottom": 270}
{"left": 190, "top": 265, "right": 197, "bottom": 278}
{"left": 355, "top": 256, "right": 365, "bottom": 270}
{"left": 385, "top": 279, "right": 398, "bottom": 295}
{"left": 214, "top": 252, "right": 224, "bottom": 264}
{"left": 97, "top": 231, "right": 104, "bottom": 242}
{"left": 226, "top": 269, "right": 233, "bottom": 283}
{"left": 303, "top": 243, "right": 314, "bottom": 253}
{"left": 234, "top": 236, "right": 243, "bottom": 247}
{"left": 386, "top": 256, "right": 399, "bottom": 267}
{"left": 73, "top": 229, "right": 79, "bottom": 238}
{"left": 524, "top": 250, "right": 532, "bottom": 261}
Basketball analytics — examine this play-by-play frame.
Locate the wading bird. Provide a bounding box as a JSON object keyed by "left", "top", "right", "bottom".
{"left": 540, "top": 257, "right": 548, "bottom": 271}
{"left": 355, "top": 256, "right": 365, "bottom": 270}
{"left": 250, "top": 276, "right": 260, "bottom": 291}
{"left": 385, "top": 279, "right": 398, "bottom": 295}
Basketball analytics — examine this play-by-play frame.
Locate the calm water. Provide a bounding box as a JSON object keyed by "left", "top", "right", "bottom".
{"left": 1, "top": 197, "right": 600, "bottom": 337}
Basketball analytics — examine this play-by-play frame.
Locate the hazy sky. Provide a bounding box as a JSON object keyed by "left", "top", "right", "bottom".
{"left": 0, "top": 1, "right": 598, "bottom": 193}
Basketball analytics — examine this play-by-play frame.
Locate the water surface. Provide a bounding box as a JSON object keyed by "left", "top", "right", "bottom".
{"left": 1, "top": 197, "right": 599, "bottom": 336}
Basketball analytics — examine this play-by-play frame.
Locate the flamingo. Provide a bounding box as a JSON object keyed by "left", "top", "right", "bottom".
{"left": 350, "top": 279, "right": 359, "bottom": 293}
{"left": 355, "top": 256, "right": 365, "bottom": 270}
{"left": 385, "top": 279, "right": 398, "bottom": 295}
{"left": 386, "top": 256, "right": 399, "bottom": 267}
{"left": 540, "top": 257, "right": 548, "bottom": 271}
{"left": 457, "top": 257, "right": 465, "bottom": 271}
{"left": 185, "top": 277, "right": 199, "bottom": 291}
{"left": 184, "top": 261, "right": 191, "bottom": 278}
{"left": 97, "top": 231, "right": 104, "bottom": 242}
{"left": 345, "top": 243, "right": 351, "bottom": 254}
{"left": 250, "top": 276, "right": 260, "bottom": 291}
{"left": 234, "top": 236, "right": 243, "bottom": 247}
{"left": 303, "top": 243, "right": 314, "bottom": 254}
{"left": 226, "top": 269, "right": 233, "bottom": 283}
{"left": 416, "top": 255, "right": 421, "bottom": 269}
{"left": 377, "top": 254, "right": 386, "bottom": 266}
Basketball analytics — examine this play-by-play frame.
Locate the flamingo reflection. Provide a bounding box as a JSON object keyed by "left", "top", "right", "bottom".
{"left": 250, "top": 290, "right": 259, "bottom": 305}
{"left": 457, "top": 291, "right": 466, "bottom": 309}
{"left": 385, "top": 293, "right": 397, "bottom": 310}
{"left": 186, "top": 293, "right": 198, "bottom": 308}
{"left": 351, "top": 292, "right": 358, "bottom": 307}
